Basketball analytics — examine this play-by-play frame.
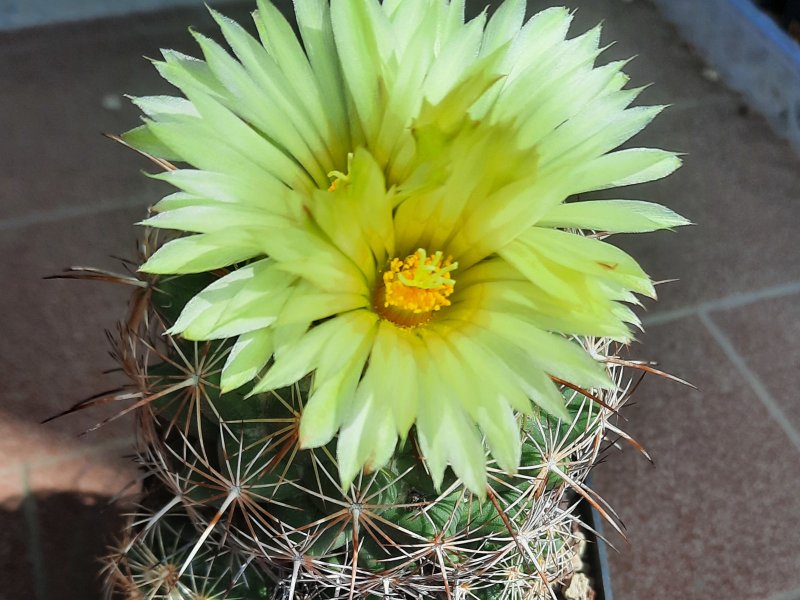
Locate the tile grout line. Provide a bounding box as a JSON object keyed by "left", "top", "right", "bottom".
{"left": 20, "top": 465, "right": 48, "bottom": 600}
{"left": 0, "top": 196, "right": 151, "bottom": 232}
{"left": 699, "top": 310, "right": 800, "bottom": 454}
{"left": 643, "top": 279, "right": 800, "bottom": 327}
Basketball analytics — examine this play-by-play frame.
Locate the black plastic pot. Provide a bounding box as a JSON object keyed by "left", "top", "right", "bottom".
{"left": 576, "top": 496, "right": 615, "bottom": 600}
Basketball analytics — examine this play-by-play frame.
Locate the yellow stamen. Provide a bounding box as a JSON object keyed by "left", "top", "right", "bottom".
{"left": 327, "top": 153, "right": 354, "bottom": 192}
{"left": 375, "top": 249, "right": 458, "bottom": 328}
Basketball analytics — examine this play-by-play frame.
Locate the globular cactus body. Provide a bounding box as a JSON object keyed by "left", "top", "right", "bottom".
{"left": 100, "top": 267, "right": 634, "bottom": 599}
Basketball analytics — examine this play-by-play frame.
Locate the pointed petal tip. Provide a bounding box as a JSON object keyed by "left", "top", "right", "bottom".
{"left": 137, "top": 260, "right": 158, "bottom": 274}
{"left": 336, "top": 460, "right": 362, "bottom": 493}
{"left": 218, "top": 379, "right": 242, "bottom": 395}
{"left": 598, "top": 40, "right": 615, "bottom": 55}
{"left": 472, "top": 486, "right": 488, "bottom": 502}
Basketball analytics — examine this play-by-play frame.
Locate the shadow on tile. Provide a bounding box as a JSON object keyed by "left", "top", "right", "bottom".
{"left": 0, "top": 492, "right": 126, "bottom": 600}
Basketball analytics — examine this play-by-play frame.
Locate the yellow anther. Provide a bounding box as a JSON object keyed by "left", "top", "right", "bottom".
{"left": 375, "top": 249, "right": 458, "bottom": 328}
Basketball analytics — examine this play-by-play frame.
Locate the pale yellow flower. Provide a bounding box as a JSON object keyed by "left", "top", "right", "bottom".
{"left": 132, "top": 0, "right": 688, "bottom": 494}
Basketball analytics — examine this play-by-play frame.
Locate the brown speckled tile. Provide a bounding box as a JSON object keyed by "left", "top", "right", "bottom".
{"left": 29, "top": 452, "right": 135, "bottom": 600}
{"left": 592, "top": 317, "right": 800, "bottom": 600}
{"left": 0, "top": 28, "right": 165, "bottom": 222}
{"left": 0, "top": 418, "right": 87, "bottom": 475}
{"left": 616, "top": 98, "right": 800, "bottom": 315}
{"left": 0, "top": 4, "right": 260, "bottom": 222}
{"left": 27, "top": 450, "right": 137, "bottom": 497}
{"left": 537, "top": 0, "right": 729, "bottom": 106}
{"left": 0, "top": 466, "right": 24, "bottom": 506}
{"left": 0, "top": 470, "right": 34, "bottom": 600}
{"left": 0, "top": 206, "right": 145, "bottom": 464}
{"left": 0, "top": 488, "right": 37, "bottom": 600}
{"left": 711, "top": 294, "right": 800, "bottom": 435}
{"left": 35, "top": 493, "right": 126, "bottom": 600}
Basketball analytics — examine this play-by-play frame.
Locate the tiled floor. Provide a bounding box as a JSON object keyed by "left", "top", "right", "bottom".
{"left": 1, "top": 1, "right": 798, "bottom": 599}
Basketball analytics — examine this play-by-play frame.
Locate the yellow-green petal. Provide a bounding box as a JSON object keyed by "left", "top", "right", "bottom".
{"left": 539, "top": 199, "right": 691, "bottom": 233}
{"left": 220, "top": 328, "right": 274, "bottom": 393}
{"left": 139, "top": 231, "right": 262, "bottom": 274}
{"left": 169, "top": 259, "right": 294, "bottom": 339}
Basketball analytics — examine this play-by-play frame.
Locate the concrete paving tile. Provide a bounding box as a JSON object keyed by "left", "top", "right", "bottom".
{"left": 1, "top": 31, "right": 165, "bottom": 222}
{"left": 0, "top": 3, "right": 256, "bottom": 223}
{"left": 592, "top": 317, "right": 800, "bottom": 599}
{"left": 0, "top": 415, "right": 133, "bottom": 476}
{"left": 0, "top": 470, "right": 35, "bottom": 600}
{"left": 28, "top": 453, "right": 137, "bottom": 600}
{"left": 27, "top": 451, "right": 138, "bottom": 501}
{"left": 542, "top": 0, "right": 729, "bottom": 107}
{"left": 0, "top": 206, "right": 145, "bottom": 464}
{"left": 36, "top": 497, "right": 126, "bottom": 600}
{"left": 711, "top": 293, "right": 800, "bottom": 435}
{"left": 0, "top": 466, "right": 24, "bottom": 508}
{"left": 0, "top": 491, "right": 37, "bottom": 600}
{"left": 616, "top": 97, "right": 800, "bottom": 314}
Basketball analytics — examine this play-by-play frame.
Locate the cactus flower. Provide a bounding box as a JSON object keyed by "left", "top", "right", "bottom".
{"left": 132, "top": 0, "right": 689, "bottom": 494}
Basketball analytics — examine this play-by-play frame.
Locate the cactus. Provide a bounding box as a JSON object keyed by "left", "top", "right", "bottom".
{"left": 96, "top": 261, "right": 637, "bottom": 599}
{"left": 63, "top": 1, "right": 690, "bottom": 598}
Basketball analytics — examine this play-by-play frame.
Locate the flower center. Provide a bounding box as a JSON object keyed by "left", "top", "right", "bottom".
{"left": 375, "top": 249, "right": 458, "bottom": 328}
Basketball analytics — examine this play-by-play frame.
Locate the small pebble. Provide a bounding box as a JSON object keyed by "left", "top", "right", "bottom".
{"left": 701, "top": 67, "right": 720, "bottom": 82}
{"left": 565, "top": 573, "right": 591, "bottom": 600}
{"left": 571, "top": 550, "right": 583, "bottom": 572}
{"left": 572, "top": 530, "right": 587, "bottom": 571}
{"left": 101, "top": 93, "right": 124, "bottom": 111}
